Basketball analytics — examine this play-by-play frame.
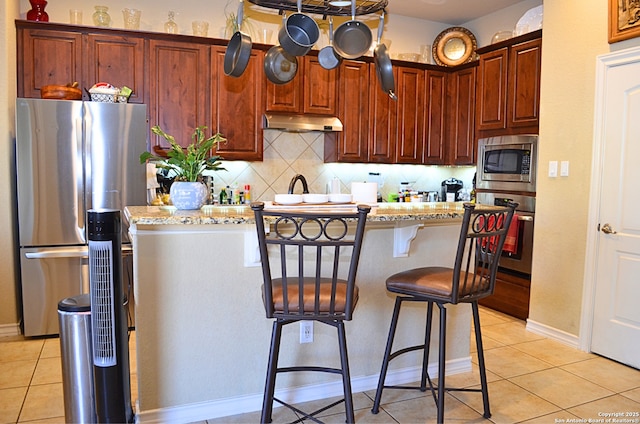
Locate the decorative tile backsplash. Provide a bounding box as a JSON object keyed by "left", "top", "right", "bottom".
{"left": 207, "top": 130, "right": 476, "bottom": 202}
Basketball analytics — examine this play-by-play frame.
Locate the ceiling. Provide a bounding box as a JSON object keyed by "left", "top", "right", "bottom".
{"left": 385, "top": 0, "right": 526, "bottom": 24}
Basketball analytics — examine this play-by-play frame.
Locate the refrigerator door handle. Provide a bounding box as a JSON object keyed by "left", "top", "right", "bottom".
{"left": 76, "top": 114, "right": 86, "bottom": 238}
{"left": 25, "top": 247, "right": 89, "bottom": 259}
{"left": 24, "top": 245, "right": 132, "bottom": 259}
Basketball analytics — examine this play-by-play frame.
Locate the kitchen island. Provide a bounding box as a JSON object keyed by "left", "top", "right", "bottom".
{"left": 125, "top": 202, "right": 474, "bottom": 423}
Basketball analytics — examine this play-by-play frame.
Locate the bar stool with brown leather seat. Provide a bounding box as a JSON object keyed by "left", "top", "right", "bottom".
{"left": 251, "top": 202, "right": 370, "bottom": 424}
{"left": 371, "top": 201, "right": 517, "bottom": 423}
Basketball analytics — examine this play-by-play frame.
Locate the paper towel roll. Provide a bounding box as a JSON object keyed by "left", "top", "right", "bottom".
{"left": 351, "top": 182, "right": 377, "bottom": 204}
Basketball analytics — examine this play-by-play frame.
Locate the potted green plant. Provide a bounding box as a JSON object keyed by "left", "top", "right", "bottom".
{"left": 140, "top": 125, "right": 226, "bottom": 209}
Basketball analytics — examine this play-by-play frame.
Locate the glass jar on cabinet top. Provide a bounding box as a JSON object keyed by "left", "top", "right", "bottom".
{"left": 164, "top": 11, "right": 178, "bottom": 34}
{"left": 92, "top": 5, "right": 111, "bottom": 27}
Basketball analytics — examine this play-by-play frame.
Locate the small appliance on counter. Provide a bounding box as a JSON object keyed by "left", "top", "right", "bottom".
{"left": 441, "top": 178, "right": 463, "bottom": 202}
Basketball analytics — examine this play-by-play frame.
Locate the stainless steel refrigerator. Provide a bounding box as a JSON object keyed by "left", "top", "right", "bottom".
{"left": 15, "top": 98, "right": 147, "bottom": 336}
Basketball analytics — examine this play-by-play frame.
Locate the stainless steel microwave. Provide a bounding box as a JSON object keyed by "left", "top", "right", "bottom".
{"left": 476, "top": 135, "right": 538, "bottom": 193}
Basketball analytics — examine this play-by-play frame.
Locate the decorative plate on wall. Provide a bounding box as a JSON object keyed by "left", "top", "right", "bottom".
{"left": 432, "top": 26, "right": 477, "bottom": 67}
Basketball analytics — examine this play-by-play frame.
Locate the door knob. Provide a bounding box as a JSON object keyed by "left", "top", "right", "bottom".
{"left": 601, "top": 223, "right": 617, "bottom": 234}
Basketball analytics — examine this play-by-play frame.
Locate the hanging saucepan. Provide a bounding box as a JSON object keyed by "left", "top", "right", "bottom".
{"left": 332, "top": 0, "right": 373, "bottom": 60}
{"left": 224, "top": 0, "right": 252, "bottom": 77}
{"left": 264, "top": 45, "right": 298, "bottom": 85}
{"left": 374, "top": 12, "right": 397, "bottom": 100}
{"left": 318, "top": 17, "right": 342, "bottom": 70}
{"left": 278, "top": 0, "right": 320, "bottom": 57}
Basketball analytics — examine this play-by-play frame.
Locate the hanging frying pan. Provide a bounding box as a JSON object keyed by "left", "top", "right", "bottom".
{"left": 278, "top": 0, "right": 320, "bottom": 57}
{"left": 264, "top": 45, "right": 298, "bottom": 85}
{"left": 374, "top": 12, "right": 397, "bottom": 100}
{"left": 224, "top": 0, "right": 252, "bottom": 77}
{"left": 333, "top": 0, "right": 372, "bottom": 60}
{"left": 318, "top": 17, "right": 341, "bottom": 70}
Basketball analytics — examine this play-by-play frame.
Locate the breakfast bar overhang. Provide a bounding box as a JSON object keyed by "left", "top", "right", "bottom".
{"left": 125, "top": 203, "right": 474, "bottom": 423}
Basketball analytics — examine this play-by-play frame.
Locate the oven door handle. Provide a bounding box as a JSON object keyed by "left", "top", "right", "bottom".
{"left": 518, "top": 215, "right": 534, "bottom": 222}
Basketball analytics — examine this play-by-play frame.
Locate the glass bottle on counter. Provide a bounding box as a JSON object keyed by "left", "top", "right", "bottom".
{"left": 164, "top": 11, "right": 178, "bottom": 34}
{"left": 243, "top": 184, "right": 251, "bottom": 204}
{"left": 470, "top": 172, "right": 476, "bottom": 203}
{"left": 218, "top": 186, "right": 227, "bottom": 205}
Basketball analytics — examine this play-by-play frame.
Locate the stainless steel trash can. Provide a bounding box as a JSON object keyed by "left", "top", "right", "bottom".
{"left": 58, "top": 294, "right": 97, "bottom": 423}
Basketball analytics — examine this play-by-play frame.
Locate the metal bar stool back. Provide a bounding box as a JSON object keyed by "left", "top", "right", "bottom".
{"left": 251, "top": 202, "right": 370, "bottom": 423}
{"left": 371, "top": 201, "right": 517, "bottom": 423}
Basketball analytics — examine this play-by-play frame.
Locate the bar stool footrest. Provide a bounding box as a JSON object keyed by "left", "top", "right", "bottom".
{"left": 274, "top": 396, "right": 346, "bottom": 424}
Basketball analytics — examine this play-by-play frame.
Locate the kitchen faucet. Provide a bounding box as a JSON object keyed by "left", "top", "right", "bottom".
{"left": 288, "top": 174, "right": 309, "bottom": 194}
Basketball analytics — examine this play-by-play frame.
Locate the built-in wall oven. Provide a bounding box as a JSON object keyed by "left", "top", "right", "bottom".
{"left": 476, "top": 135, "right": 538, "bottom": 277}
{"left": 475, "top": 192, "right": 535, "bottom": 276}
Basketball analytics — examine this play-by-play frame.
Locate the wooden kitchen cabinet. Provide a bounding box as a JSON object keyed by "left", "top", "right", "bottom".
{"left": 148, "top": 39, "right": 209, "bottom": 149}
{"left": 17, "top": 24, "right": 145, "bottom": 103}
{"left": 368, "top": 63, "right": 398, "bottom": 163}
{"left": 476, "top": 30, "right": 541, "bottom": 136}
{"left": 476, "top": 47, "right": 508, "bottom": 132}
{"left": 423, "top": 69, "right": 447, "bottom": 164}
{"left": 446, "top": 65, "right": 477, "bottom": 165}
{"left": 329, "top": 60, "right": 370, "bottom": 162}
{"left": 328, "top": 63, "right": 444, "bottom": 165}
{"left": 266, "top": 55, "right": 338, "bottom": 116}
{"left": 86, "top": 34, "right": 145, "bottom": 103}
{"left": 507, "top": 38, "right": 542, "bottom": 129}
{"left": 17, "top": 27, "right": 83, "bottom": 98}
{"left": 210, "top": 46, "right": 264, "bottom": 161}
{"left": 395, "top": 66, "right": 426, "bottom": 164}
{"left": 479, "top": 270, "right": 530, "bottom": 319}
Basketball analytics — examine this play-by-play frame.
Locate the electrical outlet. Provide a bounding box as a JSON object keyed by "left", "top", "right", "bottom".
{"left": 300, "top": 321, "right": 313, "bottom": 344}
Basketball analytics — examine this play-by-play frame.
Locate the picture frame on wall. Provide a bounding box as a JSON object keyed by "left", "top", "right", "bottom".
{"left": 609, "top": 0, "right": 640, "bottom": 43}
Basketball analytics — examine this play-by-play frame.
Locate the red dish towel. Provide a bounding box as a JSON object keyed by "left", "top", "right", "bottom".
{"left": 478, "top": 214, "right": 520, "bottom": 254}
{"left": 503, "top": 214, "right": 520, "bottom": 254}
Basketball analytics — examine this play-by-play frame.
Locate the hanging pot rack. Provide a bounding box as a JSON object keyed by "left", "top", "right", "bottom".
{"left": 247, "top": 0, "right": 388, "bottom": 17}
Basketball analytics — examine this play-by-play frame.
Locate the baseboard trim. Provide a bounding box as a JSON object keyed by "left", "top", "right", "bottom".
{"left": 135, "top": 356, "right": 472, "bottom": 423}
{"left": 0, "top": 323, "right": 21, "bottom": 338}
{"left": 526, "top": 319, "right": 580, "bottom": 349}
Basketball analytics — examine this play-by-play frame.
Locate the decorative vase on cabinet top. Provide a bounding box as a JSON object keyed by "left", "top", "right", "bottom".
{"left": 169, "top": 181, "right": 209, "bottom": 210}
{"left": 27, "top": 0, "right": 49, "bottom": 21}
{"left": 93, "top": 5, "right": 111, "bottom": 27}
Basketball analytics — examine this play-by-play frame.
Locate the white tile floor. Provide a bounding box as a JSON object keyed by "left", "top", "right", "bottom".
{"left": 1, "top": 307, "right": 639, "bottom": 423}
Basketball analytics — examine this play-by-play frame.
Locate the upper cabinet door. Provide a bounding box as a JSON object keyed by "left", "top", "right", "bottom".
{"left": 18, "top": 28, "right": 83, "bottom": 98}
{"left": 508, "top": 38, "right": 542, "bottom": 129}
{"left": 395, "top": 66, "right": 426, "bottom": 164}
{"left": 303, "top": 57, "right": 338, "bottom": 115}
{"left": 86, "top": 34, "right": 145, "bottom": 103}
{"left": 335, "top": 60, "right": 370, "bottom": 162}
{"left": 368, "top": 63, "right": 398, "bottom": 163}
{"left": 265, "top": 56, "right": 337, "bottom": 116}
{"left": 423, "top": 70, "right": 447, "bottom": 165}
{"left": 210, "top": 46, "right": 264, "bottom": 161}
{"left": 149, "top": 40, "right": 209, "bottom": 149}
{"left": 265, "top": 66, "right": 303, "bottom": 113}
{"left": 476, "top": 47, "right": 508, "bottom": 132}
{"left": 84, "top": 34, "right": 145, "bottom": 103}
{"left": 447, "top": 66, "right": 477, "bottom": 165}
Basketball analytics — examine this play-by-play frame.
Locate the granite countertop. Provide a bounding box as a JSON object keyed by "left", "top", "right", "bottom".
{"left": 125, "top": 202, "right": 468, "bottom": 226}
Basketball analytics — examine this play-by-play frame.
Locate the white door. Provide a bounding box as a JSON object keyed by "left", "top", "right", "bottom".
{"left": 589, "top": 47, "right": 640, "bottom": 369}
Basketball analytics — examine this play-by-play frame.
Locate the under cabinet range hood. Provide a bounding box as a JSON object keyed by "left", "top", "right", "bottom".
{"left": 263, "top": 114, "right": 343, "bottom": 132}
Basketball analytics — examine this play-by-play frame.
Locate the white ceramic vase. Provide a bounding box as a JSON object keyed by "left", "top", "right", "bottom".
{"left": 169, "top": 181, "right": 208, "bottom": 210}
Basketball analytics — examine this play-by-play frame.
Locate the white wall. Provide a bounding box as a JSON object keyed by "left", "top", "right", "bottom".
{"left": 529, "top": 1, "right": 640, "bottom": 336}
